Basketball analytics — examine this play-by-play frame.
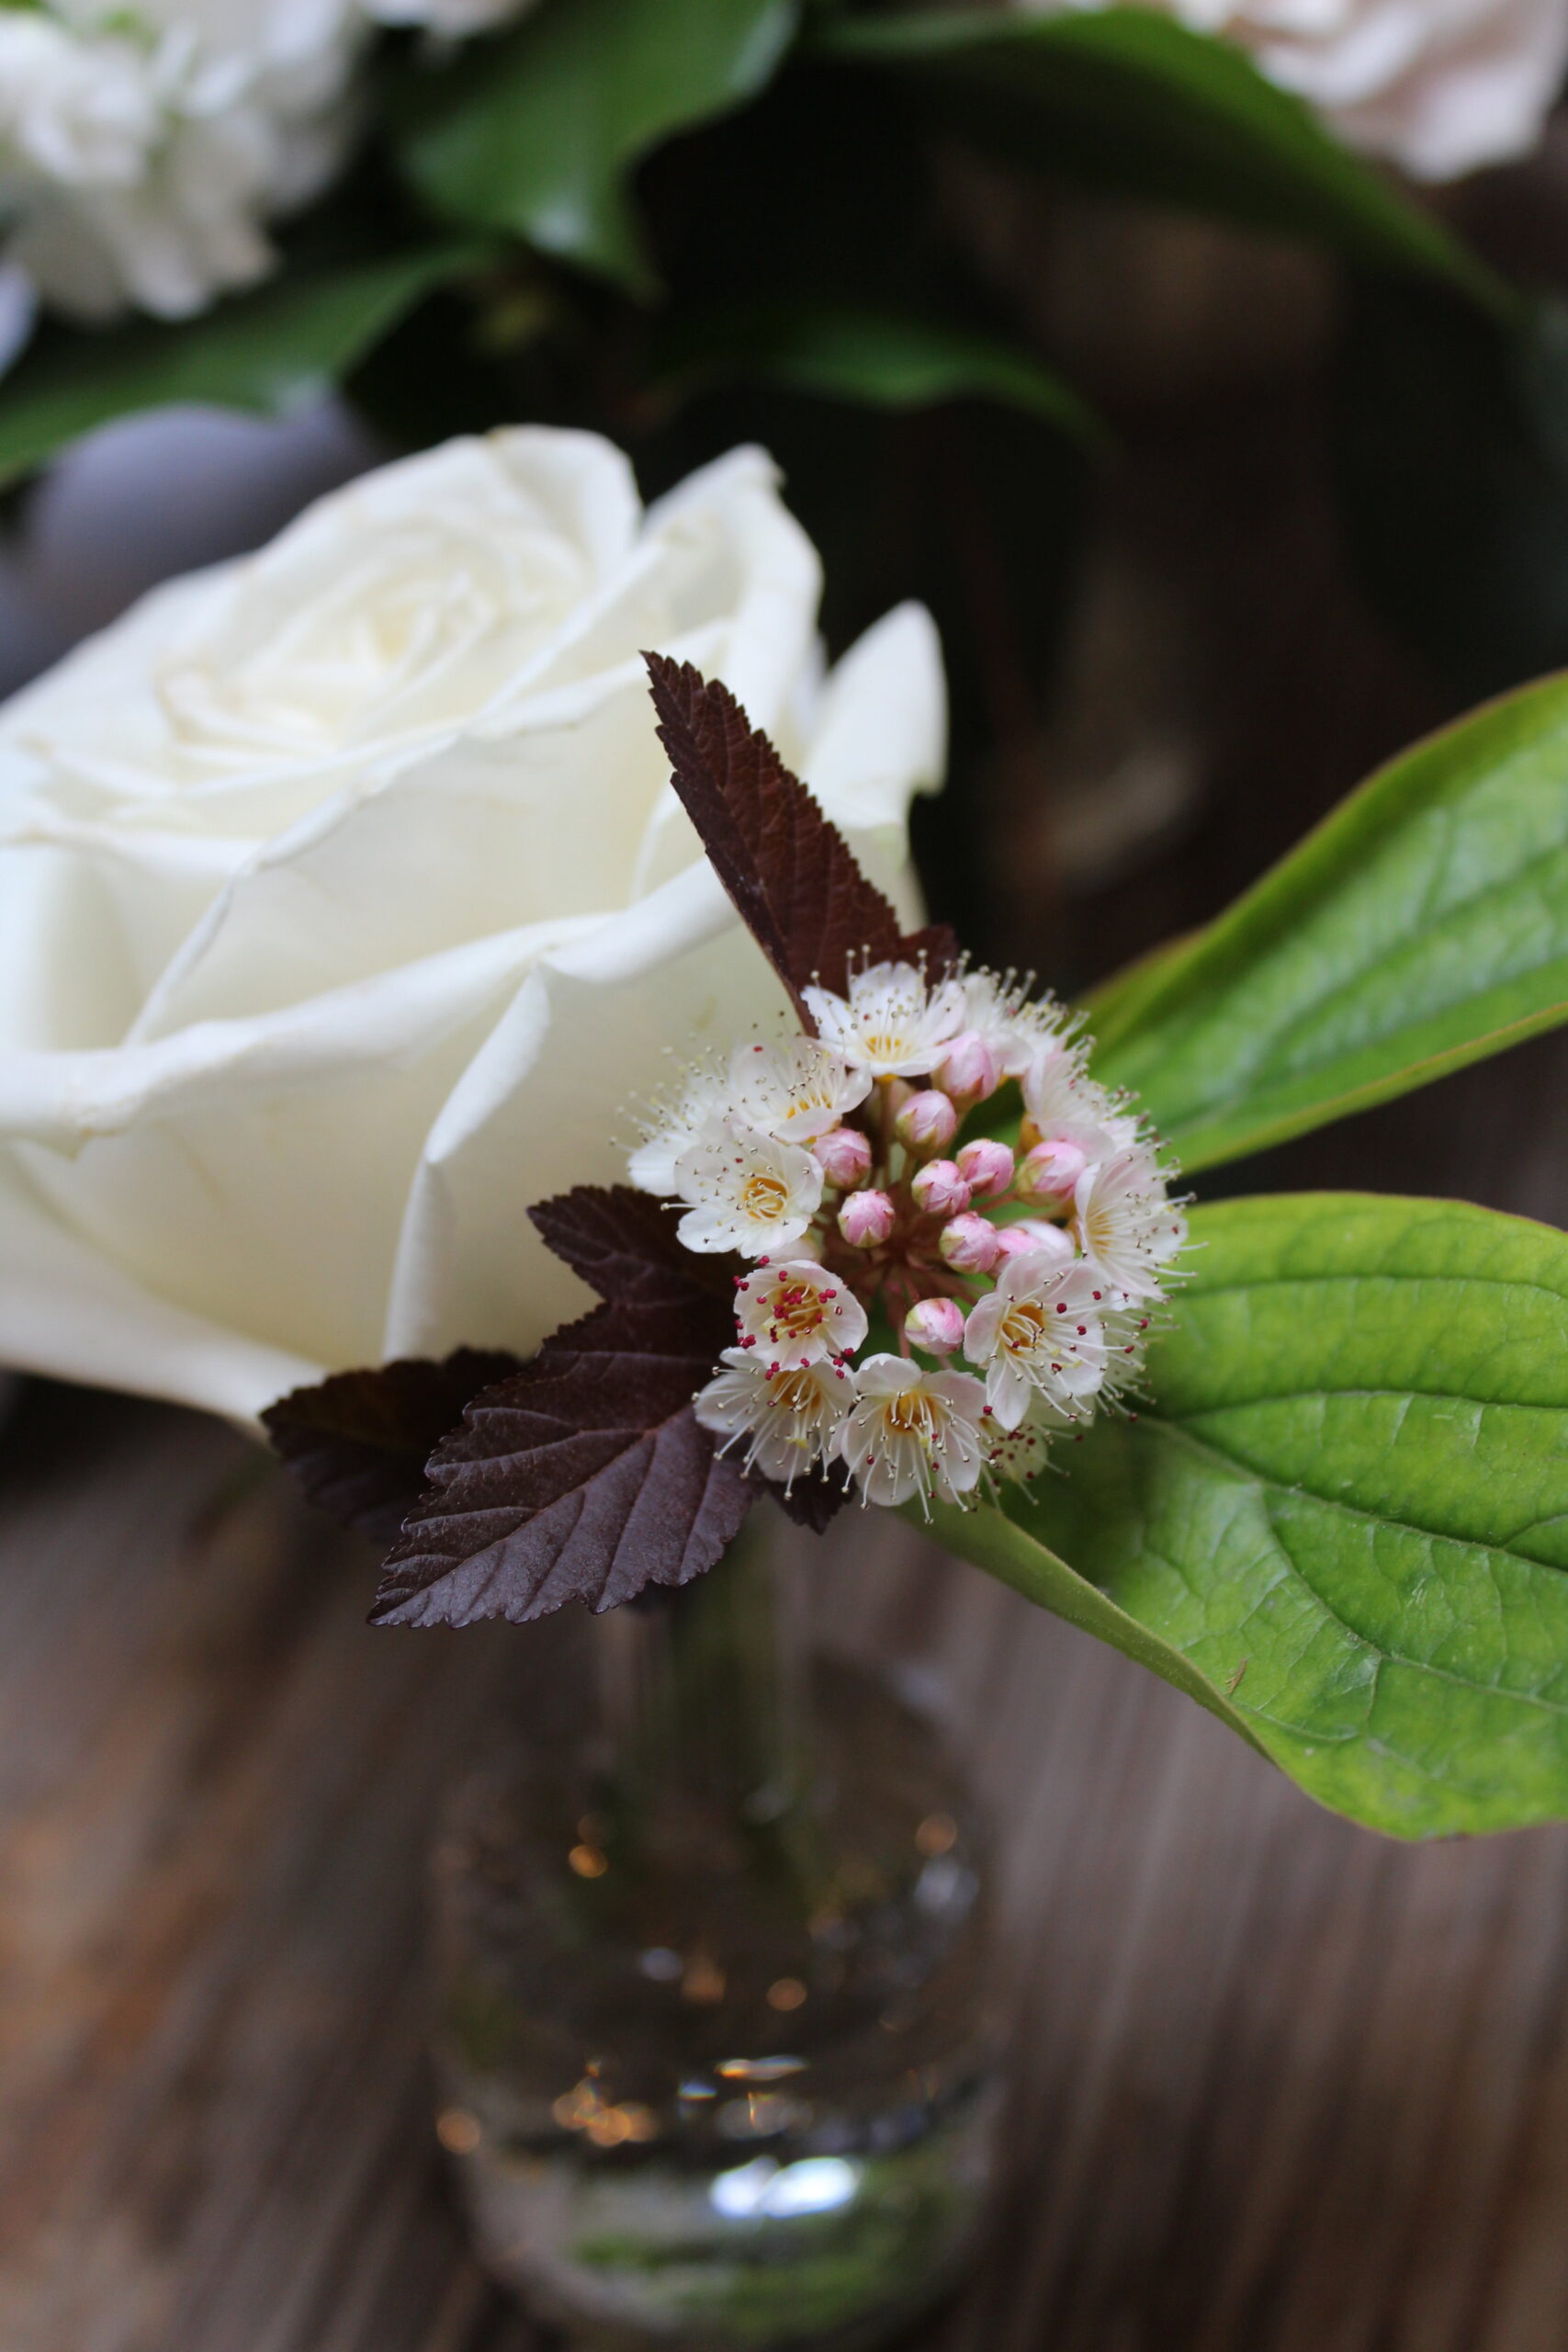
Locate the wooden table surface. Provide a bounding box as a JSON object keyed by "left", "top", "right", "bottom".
{"left": 7, "top": 1028, "right": 1568, "bottom": 2352}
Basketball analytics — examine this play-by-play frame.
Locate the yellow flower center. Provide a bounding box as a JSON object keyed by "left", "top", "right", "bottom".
{"left": 1001, "top": 1301, "right": 1049, "bottom": 1355}
{"left": 884, "top": 1389, "right": 935, "bottom": 1441}
{"left": 762, "top": 1278, "right": 829, "bottom": 1342}
{"left": 742, "top": 1171, "right": 791, "bottom": 1222}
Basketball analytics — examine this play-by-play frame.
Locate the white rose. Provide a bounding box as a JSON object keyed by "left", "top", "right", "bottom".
{"left": 0, "top": 428, "right": 946, "bottom": 1427}
{"left": 1025, "top": 0, "right": 1568, "bottom": 180}
{"left": 0, "top": 3, "right": 361, "bottom": 326}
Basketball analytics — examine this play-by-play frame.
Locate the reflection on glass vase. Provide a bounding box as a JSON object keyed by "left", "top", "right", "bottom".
{"left": 431, "top": 1523, "right": 1005, "bottom": 2350}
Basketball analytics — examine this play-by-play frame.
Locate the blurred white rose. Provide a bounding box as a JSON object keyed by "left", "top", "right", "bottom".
{"left": 0, "top": 1, "right": 360, "bottom": 330}
{"left": 0, "top": 427, "right": 947, "bottom": 1425}
{"left": 1026, "top": 0, "right": 1568, "bottom": 180}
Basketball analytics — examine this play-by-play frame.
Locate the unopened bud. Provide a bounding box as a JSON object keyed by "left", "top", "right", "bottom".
{"left": 895, "top": 1089, "right": 958, "bottom": 1158}
{"left": 1017, "top": 1139, "right": 1088, "bottom": 1203}
{"left": 939, "top": 1212, "right": 1002, "bottom": 1274}
{"left": 905, "top": 1296, "right": 965, "bottom": 1355}
{"left": 839, "top": 1188, "right": 896, "bottom": 1249}
{"left": 911, "top": 1159, "right": 971, "bottom": 1217}
{"left": 956, "top": 1137, "right": 1014, "bottom": 1201}
{"left": 933, "top": 1031, "right": 999, "bottom": 1107}
{"left": 995, "top": 1219, "right": 1075, "bottom": 1268}
{"left": 815, "top": 1125, "right": 873, "bottom": 1190}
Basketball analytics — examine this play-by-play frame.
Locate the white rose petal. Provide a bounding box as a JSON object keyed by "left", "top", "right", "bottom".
{"left": 0, "top": 425, "right": 947, "bottom": 1425}
{"left": 1021, "top": 0, "right": 1568, "bottom": 180}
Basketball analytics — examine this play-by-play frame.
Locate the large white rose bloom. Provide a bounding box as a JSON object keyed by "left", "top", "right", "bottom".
{"left": 1025, "top": 0, "right": 1568, "bottom": 181}
{"left": 0, "top": 428, "right": 947, "bottom": 1426}
{"left": 0, "top": 0, "right": 360, "bottom": 326}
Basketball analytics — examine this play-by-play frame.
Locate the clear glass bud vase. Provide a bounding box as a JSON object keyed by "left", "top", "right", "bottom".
{"left": 430, "top": 1525, "right": 1005, "bottom": 2350}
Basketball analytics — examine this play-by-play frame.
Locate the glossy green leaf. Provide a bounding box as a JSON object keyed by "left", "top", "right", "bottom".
{"left": 818, "top": 6, "right": 1507, "bottom": 314}
{"left": 1089, "top": 671, "right": 1568, "bottom": 1169}
{"left": 933, "top": 1193, "right": 1568, "bottom": 1838}
{"left": 651, "top": 300, "right": 1101, "bottom": 444}
{"left": 0, "top": 245, "right": 487, "bottom": 485}
{"left": 397, "top": 0, "right": 798, "bottom": 289}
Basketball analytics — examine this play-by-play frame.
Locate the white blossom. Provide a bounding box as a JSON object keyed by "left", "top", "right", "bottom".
{"left": 694, "top": 1349, "right": 853, "bottom": 1490}
{"left": 963, "top": 1255, "right": 1108, "bottom": 1430}
{"left": 1073, "top": 1148, "right": 1188, "bottom": 1303}
{"left": 727, "top": 1035, "right": 872, "bottom": 1148}
{"left": 733, "top": 1261, "right": 868, "bottom": 1371}
{"left": 627, "top": 1057, "right": 731, "bottom": 1198}
{"left": 803, "top": 960, "right": 966, "bottom": 1080}
{"left": 838, "top": 1353, "right": 988, "bottom": 1513}
{"left": 0, "top": 3, "right": 361, "bottom": 329}
{"left": 960, "top": 968, "right": 1083, "bottom": 1085}
{"left": 672, "top": 1123, "right": 824, "bottom": 1258}
{"left": 984, "top": 1397, "right": 1076, "bottom": 1488}
{"left": 1020, "top": 0, "right": 1568, "bottom": 182}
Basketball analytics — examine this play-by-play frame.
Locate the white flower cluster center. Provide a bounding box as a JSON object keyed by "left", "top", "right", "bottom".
{"left": 630, "top": 960, "right": 1188, "bottom": 1516}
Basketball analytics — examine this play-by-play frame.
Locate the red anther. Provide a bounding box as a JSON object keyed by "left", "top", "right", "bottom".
{"left": 1055, "top": 1303, "right": 1066, "bottom": 1313}
{"left": 1092, "top": 1290, "right": 1101, "bottom": 1300}
{"left": 1077, "top": 1326, "right": 1087, "bottom": 1336}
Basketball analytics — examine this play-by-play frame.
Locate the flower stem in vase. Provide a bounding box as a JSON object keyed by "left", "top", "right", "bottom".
{"left": 431, "top": 1526, "right": 1007, "bottom": 2351}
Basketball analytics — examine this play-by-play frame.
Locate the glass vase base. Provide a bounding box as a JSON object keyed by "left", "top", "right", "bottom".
{"left": 433, "top": 1644, "right": 1002, "bottom": 2352}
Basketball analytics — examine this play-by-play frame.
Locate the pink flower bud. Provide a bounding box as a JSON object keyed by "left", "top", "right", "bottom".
{"left": 905, "top": 1295, "right": 965, "bottom": 1355}
{"left": 933, "top": 1032, "right": 999, "bottom": 1107}
{"left": 939, "top": 1212, "right": 1002, "bottom": 1274}
{"left": 895, "top": 1089, "right": 958, "bottom": 1158}
{"left": 815, "top": 1125, "right": 873, "bottom": 1190}
{"left": 956, "top": 1137, "right": 1014, "bottom": 1202}
{"left": 911, "top": 1159, "right": 971, "bottom": 1217}
{"left": 994, "top": 1219, "right": 1075, "bottom": 1268}
{"left": 838, "top": 1188, "right": 896, "bottom": 1249}
{"left": 1017, "top": 1139, "right": 1089, "bottom": 1204}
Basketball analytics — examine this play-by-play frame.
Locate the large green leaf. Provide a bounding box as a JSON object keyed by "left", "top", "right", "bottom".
{"left": 1089, "top": 671, "right": 1568, "bottom": 1169}
{"left": 651, "top": 298, "right": 1101, "bottom": 443}
{"left": 397, "top": 0, "right": 798, "bottom": 289}
{"left": 933, "top": 1193, "right": 1568, "bottom": 1838}
{"left": 0, "top": 245, "right": 487, "bottom": 486}
{"left": 818, "top": 6, "right": 1507, "bottom": 314}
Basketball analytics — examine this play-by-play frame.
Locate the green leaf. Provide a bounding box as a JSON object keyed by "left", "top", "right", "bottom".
{"left": 397, "top": 0, "right": 799, "bottom": 291}
{"left": 651, "top": 298, "right": 1102, "bottom": 445}
{"left": 817, "top": 6, "right": 1508, "bottom": 315}
{"left": 935, "top": 1193, "right": 1568, "bottom": 1839}
{"left": 0, "top": 245, "right": 488, "bottom": 485}
{"left": 1088, "top": 670, "right": 1568, "bottom": 1170}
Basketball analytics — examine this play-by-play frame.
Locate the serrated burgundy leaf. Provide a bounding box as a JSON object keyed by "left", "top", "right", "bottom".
{"left": 758, "top": 1460, "right": 852, "bottom": 1532}
{"left": 529, "top": 1182, "right": 731, "bottom": 1304}
{"left": 369, "top": 1286, "right": 751, "bottom": 1627}
{"left": 262, "top": 1347, "right": 524, "bottom": 1544}
{"left": 644, "top": 652, "right": 957, "bottom": 1020}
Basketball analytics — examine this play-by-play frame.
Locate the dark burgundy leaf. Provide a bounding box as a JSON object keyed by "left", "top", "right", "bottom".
{"left": 262, "top": 1347, "right": 523, "bottom": 1544}
{"left": 759, "top": 1460, "right": 852, "bottom": 1532}
{"left": 370, "top": 1286, "right": 752, "bottom": 1627}
{"left": 644, "top": 652, "right": 957, "bottom": 1022}
{"left": 529, "top": 1182, "right": 731, "bottom": 1304}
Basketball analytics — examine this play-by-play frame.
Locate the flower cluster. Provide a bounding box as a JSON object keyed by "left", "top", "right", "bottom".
{"left": 0, "top": 0, "right": 536, "bottom": 351}
{"left": 632, "top": 960, "right": 1187, "bottom": 1517}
